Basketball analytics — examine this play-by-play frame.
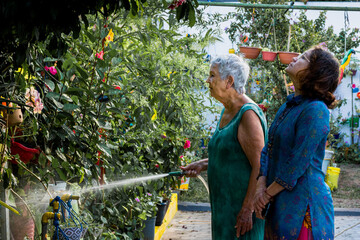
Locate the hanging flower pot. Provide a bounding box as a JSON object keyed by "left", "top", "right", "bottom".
{"left": 262, "top": 51, "right": 278, "bottom": 62}
{"left": 59, "top": 227, "right": 88, "bottom": 240}
{"left": 357, "top": 92, "right": 360, "bottom": 99}
{"left": 278, "top": 51, "right": 299, "bottom": 64}
{"left": 10, "top": 140, "right": 40, "bottom": 164}
{"left": 239, "top": 46, "right": 262, "bottom": 59}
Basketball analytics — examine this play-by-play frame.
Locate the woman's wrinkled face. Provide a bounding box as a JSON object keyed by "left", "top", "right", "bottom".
{"left": 285, "top": 50, "right": 311, "bottom": 88}
{"left": 206, "top": 64, "right": 227, "bottom": 100}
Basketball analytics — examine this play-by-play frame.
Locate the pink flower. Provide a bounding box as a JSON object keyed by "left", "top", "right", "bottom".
{"left": 49, "top": 66, "right": 57, "bottom": 75}
{"left": 147, "top": 193, "right": 152, "bottom": 196}
{"left": 135, "top": 197, "right": 140, "bottom": 202}
{"left": 168, "top": 0, "right": 186, "bottom": 9}
{"left": 183, "top": 140, "right": 191, "bottom": 149}
{"left": 352, "top": 84, "right": 356, "bottom": 89}
{"left": 44, "top": 66, "right": 57, "bottom": 75}
{"left": 96, "top": 51, "right": 104, "bottom": 60}
{"left": 179, "top": 155, "right": 184, "bottom": 159}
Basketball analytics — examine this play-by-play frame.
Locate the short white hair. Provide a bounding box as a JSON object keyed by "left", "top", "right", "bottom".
{"left": 211, "top": 54, "right": 250, "bottom": 94}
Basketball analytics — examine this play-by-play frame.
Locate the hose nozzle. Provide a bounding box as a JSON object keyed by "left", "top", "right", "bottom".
{"left": 168, "top": 171, "right": 185, "bottom": 177}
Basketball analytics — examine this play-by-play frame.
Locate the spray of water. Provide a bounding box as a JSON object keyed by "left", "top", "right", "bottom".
{"left": 79, "top": 173, "right": 169, "bottom": 194}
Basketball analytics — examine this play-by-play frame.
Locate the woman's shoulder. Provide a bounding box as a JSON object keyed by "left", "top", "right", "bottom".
{"left": 300, "top": 99, "right": 330, "bottom": 118}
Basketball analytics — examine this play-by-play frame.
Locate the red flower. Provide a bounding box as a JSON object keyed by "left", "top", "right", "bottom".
{"left": 96, "top": 51, "right": 104, "bottom": 60}
{"left": 114, "top": 85, "right": 121, "bottom": 90}
{"left": 258, "top": 104, "right": 268, "bottom": 112}
{"left": 155, "top": 164, "right": 159, "bottom": 168}
{"left": 183, "top": 140, "right": 191, "bottom": 149}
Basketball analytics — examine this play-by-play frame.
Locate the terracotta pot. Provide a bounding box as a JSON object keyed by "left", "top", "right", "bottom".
{"left": 10, "top": 205, "right": 35, "bottom": 240}
{"left": 239, "top": 46, "right": 262, "bottom": 59}
{"left": 278, "top": 51, "right": 299, "bottom": 64}
{"left": 262, "top": 51, "right": 278, "bottom": 61}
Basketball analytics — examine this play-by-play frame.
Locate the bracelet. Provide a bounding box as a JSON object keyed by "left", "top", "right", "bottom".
{"left": 265, "top": 190, "right": 274, "bottom": 200}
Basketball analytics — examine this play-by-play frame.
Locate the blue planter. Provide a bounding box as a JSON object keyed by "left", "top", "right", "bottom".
{"left": 142, "top": 217, "right": 156, "bottom": 240}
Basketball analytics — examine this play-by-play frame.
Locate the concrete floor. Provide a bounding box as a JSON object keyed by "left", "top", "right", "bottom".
{"left": 162, "top": 210, "right": 360, "bottom": 240}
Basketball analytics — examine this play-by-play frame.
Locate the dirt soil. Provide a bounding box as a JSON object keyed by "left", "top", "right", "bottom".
{"left": 332, "top": 163, "right": 360, "bottom": 208}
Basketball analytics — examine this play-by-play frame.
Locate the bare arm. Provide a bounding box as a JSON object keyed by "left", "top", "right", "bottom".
{"left": 235, "top": 110, "right": 264, "bottom": 236}
{"left": 180, "top": 158, "right": 208, "bottom": 177}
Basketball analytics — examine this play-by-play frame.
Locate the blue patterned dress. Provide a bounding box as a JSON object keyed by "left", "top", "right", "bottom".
{"left": 259, "top": 94, "right": 334, "bottom": 240}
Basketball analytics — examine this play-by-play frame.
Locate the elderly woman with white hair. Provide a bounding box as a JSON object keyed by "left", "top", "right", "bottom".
{"left": 181, "top": 54, "right": 267, "bottom": 239}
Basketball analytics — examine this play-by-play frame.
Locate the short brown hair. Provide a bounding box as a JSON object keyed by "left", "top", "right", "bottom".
{"left": 298, "top": 46, "right": 340, "bottom": 109}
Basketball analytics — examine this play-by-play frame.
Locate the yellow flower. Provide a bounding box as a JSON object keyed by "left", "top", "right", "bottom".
{"left": 151, "top": 109, "right": 157, "bottom": 121}
{"left": 15, "top": 68, "right": 36, "bottom": 80}
{"left": 105, "top": 29, "right": 114, "bottom": 47}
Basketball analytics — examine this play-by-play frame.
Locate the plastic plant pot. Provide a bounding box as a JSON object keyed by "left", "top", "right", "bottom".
{"left": 142, "top": 217, "right": 156, "bottom": 240}
{"left": 262, "top": 51, "right": 278, "bottom": 61}
{"left": 155, "top": 201, "right": 169, "bottom": 226}
{"left": 278, "top": 52, "right": 299, "bottom": 64}
{"left": 239, "top": 46, "right": 262, "bottom": 59}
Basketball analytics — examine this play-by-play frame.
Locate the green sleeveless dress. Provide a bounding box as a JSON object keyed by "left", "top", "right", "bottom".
{"left": 207, "top": 103, "right": 267, "bottom": 240}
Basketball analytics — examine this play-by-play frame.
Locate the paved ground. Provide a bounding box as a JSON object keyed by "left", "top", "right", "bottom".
{"left": 162, "top": 206, "right": 360, "bottom": 240}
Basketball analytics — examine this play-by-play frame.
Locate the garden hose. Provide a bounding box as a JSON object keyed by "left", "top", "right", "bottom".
{"left": 168, "top": 171, "right": 186, "bottom": 177}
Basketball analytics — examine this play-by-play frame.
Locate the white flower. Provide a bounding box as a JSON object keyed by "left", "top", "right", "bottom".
{"left": 352, "top": 37, "right": 357, "bottom": 41}
{"left": 287, "top": 12, "right": 299, "bottom": 25}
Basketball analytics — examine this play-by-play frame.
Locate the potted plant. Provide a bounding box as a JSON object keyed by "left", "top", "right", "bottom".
{"left": 262, "top": 48, "right": 278, "bottom": 62}
{"left": 237, "top": 31, "right": 262, "bottom": 59}
{"left": 278, "top": 12, "right": 300, "bottom": 64}
{"left": 349, "top": 59, "right": 359, "bottom": 76}
{"left": 239, "top": 46, "right": 262, "bottom": 59}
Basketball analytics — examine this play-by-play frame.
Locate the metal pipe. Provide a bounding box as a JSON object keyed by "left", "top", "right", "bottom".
{"left": 197, "top": 2, "right": 360, "bottom": 11}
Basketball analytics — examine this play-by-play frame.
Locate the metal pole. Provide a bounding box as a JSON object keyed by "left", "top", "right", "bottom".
{"left": 0, "top": 184, "right": 10, "bottom": 240}
{"left": 351, "top": 74, "right": 354, "bottom": 145}
{"left": 198, "top": 2, "right": 360, "bottom": 11}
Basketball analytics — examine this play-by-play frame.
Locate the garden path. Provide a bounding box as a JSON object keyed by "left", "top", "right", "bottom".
{"left": 161, "top": 209, "right": 360, "bottom": 240}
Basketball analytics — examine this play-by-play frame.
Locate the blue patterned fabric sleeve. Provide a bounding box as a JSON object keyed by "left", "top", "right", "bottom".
{"left": 259, "top": 144, "right": 268, "bottom": 177}
{"left": 274, "top": 102, "right": 330, "bottom": 191}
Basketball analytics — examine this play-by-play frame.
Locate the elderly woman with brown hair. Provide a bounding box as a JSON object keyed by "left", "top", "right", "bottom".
{"left": 254, "top": 46, "right": 340, "bottom": 240}
{"left": 181, "top": 54, "right": 267, "bottom": 239}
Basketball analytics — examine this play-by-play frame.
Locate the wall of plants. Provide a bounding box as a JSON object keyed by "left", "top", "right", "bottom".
{"left": 0, "top": 1, "right": 217, "bottom": 238}
{"left": 223, "top": 0, "right": 360, "bottom": 163}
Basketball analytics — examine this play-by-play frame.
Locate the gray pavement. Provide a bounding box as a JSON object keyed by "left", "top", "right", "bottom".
{"left": 162, "top": 204, "right": 360, "bottom": 240}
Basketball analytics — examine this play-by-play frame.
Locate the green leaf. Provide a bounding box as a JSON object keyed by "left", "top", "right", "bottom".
{"left": 45, "top": 80, "right": 55, "bottom": 91}
{"left": 79, "top": 45, "right": 93, "bottom": 57}
{"left": 44, "top": 57, "right": 59, "bottom": 62}
{"left": 55, "top": 149, "right": 67, "bottom": 162}
{"left": 62, "top": 124, "right": 76, "bottom": 139}
{"left": 188, "top": 5, "right": 196, "bottom": 27}
{"left": 100, "top": 216, "right": 108, "bottom": 224}
{"left": 63, "top": 104, "right": 79, "bottom": 112}
{"left": 84, "top": 31, "right": 96, "bottom": 43}
{"left": 52, "top": 158, "right": 60, "bottom": 168}
{"left": 97, "top": 143, "right": 112, "bottom": 158}
{"left": 56, "top": 168, "right": 67, "bottom": 181}
{"left": 76, "top": 65, "right": 89, "bottom": 79}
